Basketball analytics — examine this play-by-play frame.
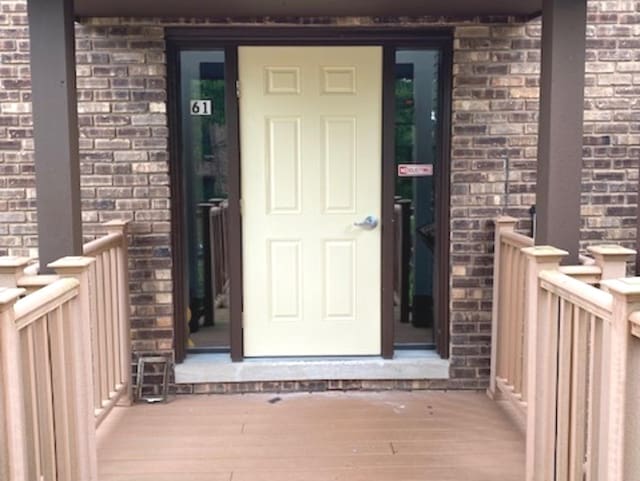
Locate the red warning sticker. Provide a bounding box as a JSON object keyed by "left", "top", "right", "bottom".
{"left": 397, "top": 164, "right": 433, "bottom": 177}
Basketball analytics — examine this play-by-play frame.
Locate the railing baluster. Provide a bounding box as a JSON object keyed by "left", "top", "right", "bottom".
{"left": 24, "top": 326, "right": 43, "bottom": 480}
{"left": 49, "top": 305, "right": 73, "bottom": 481}
{"left": 113, "top": 248, "right": 123, "bottom": 384}
{"left": 506, "top": 245, "right": 518, "bottom": 385}
{"left": 109, "top": 247, "right": 122, "bottom": 387}
{"left": 497, "top": 242, "right": 507, "bottom": 381}
{"left": 222, "top": 203, "right": 230, "bottom": 288}
{"left": 555, "top": 298, "right": 573, "bottom": 481}
{"left": 103, "top": 250, "right": 116, "bottom": 398}
{"left": 115, "top": 253, "right": 122, "bottom": 389}
{"left": 585, "top": 313, "right": 600, "bottom": 481}
{"left": 496, "top": 241, "right": 504, "bottom": 381}
{"left": 545, "top": 291, "right": 560, "bottom": 481}
{"left": 95, "top": 253, "right": 108, "bottom": 412}
{"left": 90, "top": 262, "right": 101, "bottom": 413}
{"left": 569, "top": 306, "right": 588, "bottom": 481}
{"left": 506, "top": 243, "right": 517, "bottom": 387}
{"left": 520, "top": 249, "right": 529, "bottom": 404}
{"left": 212, "top": 208, "right": 220, "bottom": 297}
{"left": 514, "top": 248, "right": 525, "bottom": 397}
{"left": 34, "top": 317, "right": 56, "bottom": 481}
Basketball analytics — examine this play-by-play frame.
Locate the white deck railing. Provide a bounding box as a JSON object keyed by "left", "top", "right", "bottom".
{"left": 529, "top": 264, "right": 640, "bottom": 481}
{"left": 79, "top": 220, "right": 132, "bottom": 426}
{"left": 489, "top": 217, "right": 534, "bottom": 417}
{"left": 0, "top": 280, "right": 97, "bottom": 481}
{"left": 489, "top": 218, "right": 633, "bottom": 419}
{"left": 0, "top": 220, "right": 131, "bottom": 481}
{"left": 490, "top": 216, "right": 639, "bottom": 481}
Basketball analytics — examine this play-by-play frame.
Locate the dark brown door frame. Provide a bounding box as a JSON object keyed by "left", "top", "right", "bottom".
{"left": 435, "top": 43, "right": 453, "bottom": 359}
{"left": 166, "top": 40, "right": 188, "bottom": 363}
{"left": 166, "top": 27, "right": 453, "bottom": 362}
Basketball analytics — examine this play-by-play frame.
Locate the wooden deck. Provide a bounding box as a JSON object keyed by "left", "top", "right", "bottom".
{"left": 97, "top": 391, "right": 524, "bottom": 481}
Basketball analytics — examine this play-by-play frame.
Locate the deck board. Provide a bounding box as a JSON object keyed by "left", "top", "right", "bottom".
{"left": 97, "top": 391, "right": 524, "bottom": 481}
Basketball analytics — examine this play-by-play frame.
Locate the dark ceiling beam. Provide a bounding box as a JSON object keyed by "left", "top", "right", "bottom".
{"left": 73, "top": 0, "right": 541, "bottom": 18}
{"left": 534, "top": 0, "right": 587, "bottom": 264}
{"left": 27, "top": 0, "right": 83, "bottom": 271}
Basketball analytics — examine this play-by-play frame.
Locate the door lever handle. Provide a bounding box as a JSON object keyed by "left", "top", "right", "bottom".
{"left": 353, "top": 215, "right": 378, "bottom": 230}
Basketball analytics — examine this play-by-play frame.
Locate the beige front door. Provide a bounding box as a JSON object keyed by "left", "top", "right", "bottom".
{"left": 239, "top": 46, "right": 382, "bottom": 357}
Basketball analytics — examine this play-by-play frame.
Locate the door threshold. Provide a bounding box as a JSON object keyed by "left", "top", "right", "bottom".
{"left": 175, "top": 350, "right": 449, "bottom": 384}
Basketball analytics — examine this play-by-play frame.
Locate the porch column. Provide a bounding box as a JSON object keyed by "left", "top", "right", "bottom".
{"left": 27, "top": 0, "right": 83, "bottom": 271}
{"left": 534, "top": 0, "right": 587, "bottom": 263}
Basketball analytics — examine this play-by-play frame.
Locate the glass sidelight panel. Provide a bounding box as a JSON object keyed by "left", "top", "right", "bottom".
{"left": 394, "top": 49, "right": 440, "bottom": 348}
{"left": 179, "top": 50, "right": 230, "bottom": 350}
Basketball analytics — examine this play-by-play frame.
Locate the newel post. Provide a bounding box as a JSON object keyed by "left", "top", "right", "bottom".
{"left": 488, "top": 216, "right": 518, "bottom": 399}
{"left": 48, "top": 256, "right": 98, "bottom": 481}
{"left": 522, "top": 246, "right": 568, "bottom": 481}
{"left": 598, "top": 278, "right": 640, "bottom": 481}
{"left": 0, "top": 288, "right": 28, "bottom": 481}
{"left": 0, "top": 257, "right": 31, "bottom": 288}
{"left": 588, "top": 245, "right": 636, "bottom": 281}
{"left": 104, "top": 219, "right": 132, "bottom": 405}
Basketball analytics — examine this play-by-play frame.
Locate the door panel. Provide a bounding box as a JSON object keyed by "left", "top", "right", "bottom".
{"left": 266, "top": 117, "right": 301, "bottom": 213}
{"left": 323, "top": 117, "right": 356, "bottom": 213}
{"left": 323, "top": 240, "right": 356, "bottom": 320}
{"left": 239, "top": 46, "right": 382, "bottom": 356}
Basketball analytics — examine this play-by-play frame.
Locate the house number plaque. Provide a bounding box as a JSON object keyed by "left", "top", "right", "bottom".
{"left": 190, "top": 100, "right": 212, "bottom": 116}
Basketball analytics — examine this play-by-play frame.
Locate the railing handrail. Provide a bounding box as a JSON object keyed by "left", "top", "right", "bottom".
{"left": 83, "top": 232, "right": 123, "bottom": 257}
{"left": 13, "top": 278, "right": 79, "bottom": 330}
{"left": 538, "top": 269, "right": 614, "bottom": 320}
{"left": 501, "top": 230, "right": 535, "bottom": 249}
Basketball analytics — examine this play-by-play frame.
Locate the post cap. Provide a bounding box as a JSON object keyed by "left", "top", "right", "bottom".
{"left": 587, "top": 244, "right": 637, "bottom": 259}
{"left": 601, "top": 277, "right": 640, "bottom": 300}
{"left": 48, "top": 256, "right": 95, "bottom": 272}
{"left": 521, "top": 245, "right": 569, "bottom": 262}
{"left": 0, "top": 256, "right": 32, "bottom": 269}
{"left": 104, "top": 219, "right": 131, "bottom": 235}
{"left": 103, "top": 219, "right": 130, "bottom": 228}
{"left": 0, "top": 287, "right": 25, "bottom": 311}
{"left": 495, "top": 216, "right": 518, "bottom": 226}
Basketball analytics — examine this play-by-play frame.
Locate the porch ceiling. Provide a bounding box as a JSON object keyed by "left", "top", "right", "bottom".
{"left": 73, "top": 0, "right": 541, "bottom": 19}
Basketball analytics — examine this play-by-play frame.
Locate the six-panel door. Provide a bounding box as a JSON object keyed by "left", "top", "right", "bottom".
{"left": 239, "top": 46, "right": 382, "bottom": 356}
